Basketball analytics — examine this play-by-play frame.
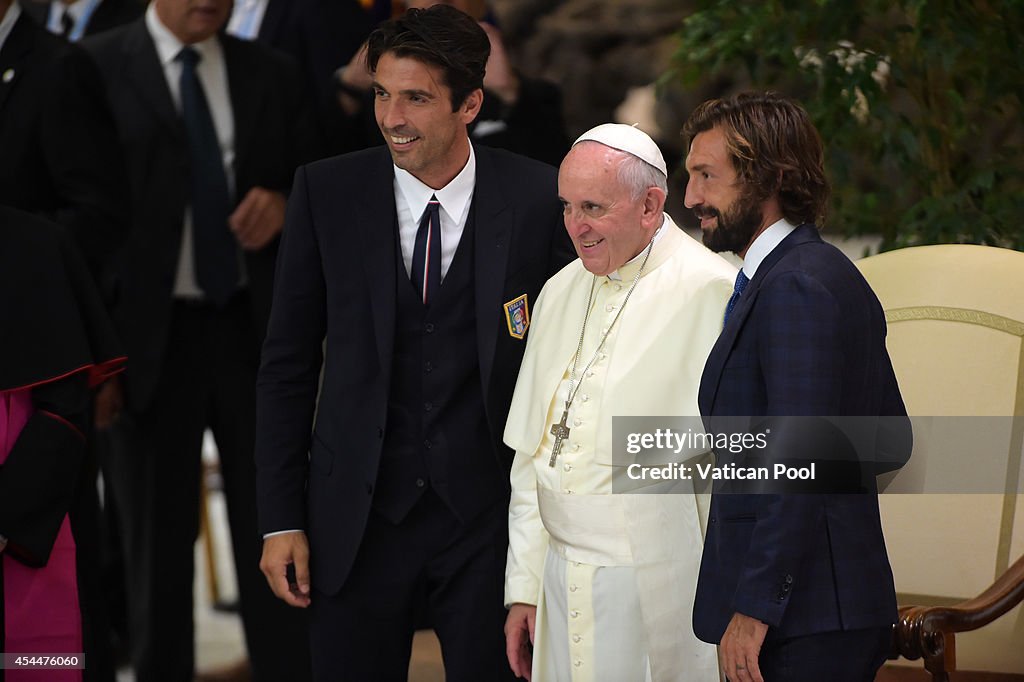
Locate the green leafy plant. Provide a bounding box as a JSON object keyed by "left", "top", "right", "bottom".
{"left": 670, "top": 0, "right": 1024, "bottom": 250}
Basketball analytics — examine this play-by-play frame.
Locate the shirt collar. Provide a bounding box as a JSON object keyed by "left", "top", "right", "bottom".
{"left": 742, "top": 218, "right": 797, "bottom": 279}
{"left": 56, "top": 0, "right": 100, "bottom": 24}
{"left": 145, "top": 2, "right": 220, "bottom": 66}
{"left": 394, "top": 143, "right": 476, "bottom": 224}
{"left": 0, "top": 2, "right": 21, "bottom": 52}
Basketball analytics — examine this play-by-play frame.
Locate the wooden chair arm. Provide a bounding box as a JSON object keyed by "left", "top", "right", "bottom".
{"left": 891, "top": 554, "right": 1024, "bottom": 681}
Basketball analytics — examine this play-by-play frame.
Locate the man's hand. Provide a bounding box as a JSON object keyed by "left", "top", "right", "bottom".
{"left": 229, "top": 187, "right": 287, "bottom": 251}
{"left": 720, "top": 612, "right": 768, "bottom": 682}
{"left": 259, "top": 531, "right": 311, "bottom": 608}
{"left": 94, "top": 376, "right": 123, "bottom": 431}
{"left": 335, "top": 42, "right": 371, "bottom": 115}
{"left": 504, "top": 603, "right": 536, "bottom": 680}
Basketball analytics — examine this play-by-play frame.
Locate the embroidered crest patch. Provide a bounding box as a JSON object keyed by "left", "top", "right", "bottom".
{"left": 504, "top": 294, "right": 530, "bottom": 339}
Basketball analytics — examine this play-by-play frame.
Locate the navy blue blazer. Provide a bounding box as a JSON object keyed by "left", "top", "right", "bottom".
{"left": 254, "top": 145, "right": 573, "bottom": 594}
{"left": 693, "top": 224, "right": 911, "bottom": 643}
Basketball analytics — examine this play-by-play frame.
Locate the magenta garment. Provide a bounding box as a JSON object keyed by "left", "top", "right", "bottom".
{"left": 1, "top": 389, "right": 82, "bottom": 682}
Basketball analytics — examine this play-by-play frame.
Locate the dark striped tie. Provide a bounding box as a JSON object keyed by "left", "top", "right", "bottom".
{"left": 411, "top": 195, "right": 442, "bottom": 305}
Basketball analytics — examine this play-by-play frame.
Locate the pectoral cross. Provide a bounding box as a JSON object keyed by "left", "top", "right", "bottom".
{"left": 548, "top": 409, "right": 571, "bottom": 467}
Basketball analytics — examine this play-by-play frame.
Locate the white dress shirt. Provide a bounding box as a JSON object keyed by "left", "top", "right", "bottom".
{"left": 742, "top": 217, "right": 797, "bottom": 279}
{"left": 46, "top": 0, "right": 102, "bottom": 41}
{"left": 227, "top": 0, "right": 269, "bottom": 40}
{"left": 145, "top": 3, "right": 237, "bottom": 299}
{"left": 393, "top": 144, "right": 476, "bottom": 280}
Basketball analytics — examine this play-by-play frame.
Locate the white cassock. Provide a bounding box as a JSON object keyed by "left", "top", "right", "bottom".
{"left": 504, "top": 217, "right": 736, "bottom": 681}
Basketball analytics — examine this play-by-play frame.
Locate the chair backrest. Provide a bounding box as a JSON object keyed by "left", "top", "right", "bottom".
{"left": 856, "top": 244, "right": 1024, "bottom": 673}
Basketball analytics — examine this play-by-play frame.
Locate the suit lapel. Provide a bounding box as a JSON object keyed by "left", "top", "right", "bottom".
{"left": 355, "top": 149, "right": 400, "bottom": 379}
{"left": 122, "top": 19, "right": 181, "bottom": 137}
{"left": 18, "top": 3, "right": 49, "bottom": 30}
{"left": 700, "top": 224, "right": 821, "bottom": 414}
{"left": 471, "top": 147, "right": 512, "bottom": 396}
{"left": 0, "top": 15, "right": 34, "bottom": 116}
{"left": 222, "top": 35, "right": 261, "bottom": 181}
{"left": 258, "top": 0, "right": 289, "bottom": 44}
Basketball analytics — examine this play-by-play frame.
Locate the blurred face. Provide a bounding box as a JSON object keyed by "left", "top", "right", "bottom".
{"left": 373, "top": 52, "right": 481, "bottom": 189}
{"left": 684, "top": 126, "right": 765, "bottom": 255}
{"left": 153, "top": 0, "right": 231, "bottom": 44}
{"left": 558, "top": 144, "right": 664, "bottom": 276}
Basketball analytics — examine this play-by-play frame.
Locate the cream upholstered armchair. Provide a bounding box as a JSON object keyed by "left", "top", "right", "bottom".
{"left": 856, "top": 245, "right": 1024, "bottom": 680}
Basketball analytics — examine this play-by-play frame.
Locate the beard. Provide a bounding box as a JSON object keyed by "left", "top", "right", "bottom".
{"left": 697, "top": 190, "right": 765, "bottom": 254}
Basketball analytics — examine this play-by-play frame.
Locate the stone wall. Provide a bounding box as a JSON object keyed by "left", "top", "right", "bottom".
{"left": 491, "top": 0, "right": 727, "bottom": 222}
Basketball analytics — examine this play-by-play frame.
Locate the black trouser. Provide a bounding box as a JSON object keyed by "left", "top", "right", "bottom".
{"left": 105, "top": 297, "right": 311, "bottom": 682}
{"left": 309, "top": 489, "right": 515, "bottom": 682}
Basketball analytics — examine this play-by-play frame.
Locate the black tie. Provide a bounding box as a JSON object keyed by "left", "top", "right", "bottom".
{"left": 59, "top": 9, "right": 73, "bottom": 38}
{"left": 723, "top": 269, "right": 750, "bottom": 325}
{"left": 411, "top": 196, "right": 442, "bottom": 305}
{"left": 177, "top": 46, "right": 237, "bottom": 306}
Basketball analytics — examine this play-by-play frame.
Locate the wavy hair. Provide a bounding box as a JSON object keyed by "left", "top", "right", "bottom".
{"left": 367, "top": 5, "right": 490, "bottom": 112}
{"left": 682, "top": 92, "right": 829, "bottom": 227}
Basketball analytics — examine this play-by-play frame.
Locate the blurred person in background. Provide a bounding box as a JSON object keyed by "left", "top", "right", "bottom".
{"left": 82, "top": 0, "right": 318, "bottom": 678}
{"left": 0, "top": 205, "right": 125, "bottom": 682}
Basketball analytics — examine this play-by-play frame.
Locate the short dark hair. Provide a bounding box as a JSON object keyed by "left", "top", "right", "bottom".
{"left": 682, "top": 91, "right": 830, "bottom": 227}
{"left": 366, "top": 5, "right": 490, "bottom": 112}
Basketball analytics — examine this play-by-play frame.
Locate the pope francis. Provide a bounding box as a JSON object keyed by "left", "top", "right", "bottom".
{"left": 503, "top": 124, "right": 736, "bottom": 681}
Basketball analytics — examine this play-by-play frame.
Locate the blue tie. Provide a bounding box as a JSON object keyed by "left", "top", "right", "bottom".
{"left": 411, "top": 195, "right": 442, "bottom": 306}
{"left": 724, "top": 269, "right": 750, "bottom": 325}
{"left": 177, "top": 46, "right": 237, "bottom": 307}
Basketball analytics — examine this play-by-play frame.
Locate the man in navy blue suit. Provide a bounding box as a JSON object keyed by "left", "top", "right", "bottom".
{"left": 684, "top": 92, "right": 911, "bottom": 681}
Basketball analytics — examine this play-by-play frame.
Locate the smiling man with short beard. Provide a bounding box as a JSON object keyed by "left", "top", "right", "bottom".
{"left": 684, "top": 92, "right": 911, "bottom": 682}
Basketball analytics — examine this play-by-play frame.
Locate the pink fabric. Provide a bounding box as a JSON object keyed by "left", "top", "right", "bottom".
{"left": 1, "top": 390, "right": 82, "bottom": 682}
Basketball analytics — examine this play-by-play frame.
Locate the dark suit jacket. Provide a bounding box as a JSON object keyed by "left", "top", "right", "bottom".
{"left": 83, "top": 20, "right": 319, "bottom": 411}
{"left": 255, "top": 144, "right": 573, "bottom": 594}
{"left": 693, "top": 225, "right": 911, "bottom": 643}
{"left": 0, "top": 11, "right": 127, "bottom": 272}
{"left": 20, "top": 0, "right": 144, "bottom": 38}
{"left": 257, "top": 0, "right": 369, "bottom": 105}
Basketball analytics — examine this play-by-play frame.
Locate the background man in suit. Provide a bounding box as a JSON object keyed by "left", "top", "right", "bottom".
{"left": 21, "top": 0, "right": 143, "bottom": 42}
{"left": 684, "top": 92, "right": 911, "bottom": 681}
{"left": 83, "top": 0, "right": 318, "bottom": 679}
{"left": 0, "top": 0, "right": 126, "bottom": 273}
{"left": 255, "top": 6, "right": 573, "bottom": 679}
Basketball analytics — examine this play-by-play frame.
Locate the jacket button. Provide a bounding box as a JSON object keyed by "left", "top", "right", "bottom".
{"left": 424, "top": 323, "right": 435, "bottom": 333}
{"left": 784, "top": 574, "right": 793, "bottom": 585}
{"left": 415, "top": 478, "right": 426, "bottom": 488}
{"left": 423, "top": 439, "right": 432, "bottom": 449}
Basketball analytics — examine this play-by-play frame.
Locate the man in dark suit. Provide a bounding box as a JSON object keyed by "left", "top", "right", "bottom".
{"left": 82, "top": 0, "right": 318, "bottom": 679}
{"left": 0, "top": 0, "right": 126, "bottom": 273}
{"left": 255, "top": 6, "right": 573, "bottom": 680}
{"left": 21, "top": 0, "right": 143, "bottom": 42}
{"left": 683, "top": 92, "right": 912, "bottom": 682}
{"left": 231, "top": 0, "right": 369, "bottom": 103}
